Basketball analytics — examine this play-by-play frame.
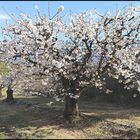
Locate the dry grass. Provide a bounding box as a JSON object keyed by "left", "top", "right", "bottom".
{"left": 0, "top": 92, "right": 140, "bottom": 139}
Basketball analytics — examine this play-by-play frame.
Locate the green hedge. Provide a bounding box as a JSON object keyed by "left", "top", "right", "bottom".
{"left": 80, "top": 76, "right": 140, "bottom": 105}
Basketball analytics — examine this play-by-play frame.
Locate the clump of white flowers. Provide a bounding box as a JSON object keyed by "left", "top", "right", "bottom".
{"left": 34, "top": 4, "right": 39, "bottom": 10}
{"left": 57, "top": 5, "right": 64, "bottom": 13}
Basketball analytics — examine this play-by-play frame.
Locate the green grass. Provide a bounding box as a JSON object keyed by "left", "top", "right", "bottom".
{"left": 0, "top": 63, "right": 9, "bottom": 75}
{"left": 0, "top": 92, "right": 140, "bottom": 139}
{"left": 0, "top": 132, "right": 8, "bottom": 139}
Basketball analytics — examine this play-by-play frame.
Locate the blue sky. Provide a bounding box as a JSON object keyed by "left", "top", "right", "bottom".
{"left": 0, "top": 1, "right": 140, "bottom": 27}
{"left": 0, "top": 1, "right": 140, "bottom": 20}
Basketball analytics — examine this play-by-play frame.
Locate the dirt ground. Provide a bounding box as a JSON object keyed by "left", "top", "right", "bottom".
{"left": 0, "top": 93, "right": 140, "bottom": 139}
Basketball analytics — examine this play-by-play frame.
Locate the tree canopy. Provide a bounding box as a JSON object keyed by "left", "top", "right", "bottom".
{"left": 0, "top": 5, "right": 140, "bottom": 121}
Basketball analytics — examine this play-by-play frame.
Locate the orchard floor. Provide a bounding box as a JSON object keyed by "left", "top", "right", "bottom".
{"left": 0, "top": 93, "right": 140, "bottom": 139}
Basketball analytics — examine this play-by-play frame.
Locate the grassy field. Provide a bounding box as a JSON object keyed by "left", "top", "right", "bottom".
{"left": 0, "top": 91, "right": 140, "bottom": 139}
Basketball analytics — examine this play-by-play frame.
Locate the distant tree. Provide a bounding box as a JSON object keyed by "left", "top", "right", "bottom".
{"left": 0, "top": 71, "right": 20, "bottom": 102}
{"left": 0, "top": 79, "right": 4, "bottom": 98}
{"left": 0, "top": 6, "right": 140, "bottom": 122}
{"left": 0, "top": 62, "right": 9, "bottom": 98}
{"left": 0, "top": 61, "right": 25, "bottom": 102}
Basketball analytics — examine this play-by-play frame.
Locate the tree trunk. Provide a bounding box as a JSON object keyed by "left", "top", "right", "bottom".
{"left": 0, "top": 88, "right": 2, "bottom": 98}
{"left": 64, "top": 95, "right": 79, "bottom": 123}
{"left": 6, "top": 88, "right": 14, "bottom": 103}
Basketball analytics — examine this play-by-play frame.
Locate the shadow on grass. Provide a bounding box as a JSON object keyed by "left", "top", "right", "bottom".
{"left": 0, "top": 96, "right": 140, "bottom": 138}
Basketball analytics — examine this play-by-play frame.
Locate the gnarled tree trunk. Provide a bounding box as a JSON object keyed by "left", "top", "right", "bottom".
{"left": 64, "top": 95, "right": 79, "bottom": 123}
{"left": 6, "top": 87, "right": 14, "bottom": 103}
{"left": 0, "top": 88, "right": 2, "bottom": 98}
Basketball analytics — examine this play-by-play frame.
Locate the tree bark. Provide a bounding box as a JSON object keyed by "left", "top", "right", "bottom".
{"left": 6, "top": 88, "right": 14, "bottom": 102}
{"left": 0, "top": 88, "right": 2, "bottom": 98}
{"left": 64, "top": 95, "right": 79, "bottom": 123}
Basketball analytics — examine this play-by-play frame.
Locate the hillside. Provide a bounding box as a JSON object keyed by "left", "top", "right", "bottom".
{"left": 0, "top": 63, "right": 9, "bottom": 75}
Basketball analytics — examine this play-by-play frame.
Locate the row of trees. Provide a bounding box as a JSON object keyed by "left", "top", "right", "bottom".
{"left": 0, "top": 5, "right": 140, "bottom": 122}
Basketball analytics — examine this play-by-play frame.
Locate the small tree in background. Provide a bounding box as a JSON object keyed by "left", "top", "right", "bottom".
{"left": 0, "top": 79, "right": 4, "bottom": 98}
{"left": 0, "top": 62, "right": 10, "bottom": 98}
{"left": 0, "top": 61, "right": 25, "bottom": 102}
{"left": 0, "top": 71, "right": 21, "bottom": 103}
{"left": 0, "top": 6, "right": 140, "bottom": 122}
